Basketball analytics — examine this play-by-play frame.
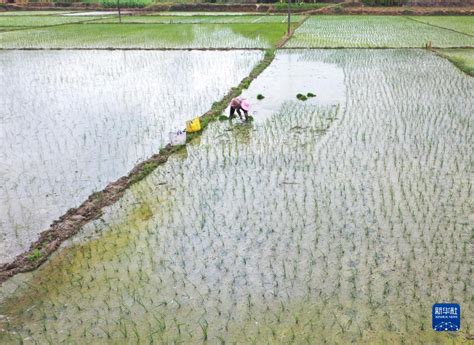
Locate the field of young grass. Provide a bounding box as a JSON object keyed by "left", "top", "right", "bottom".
{"left": 409, "top": 16, "right": 474, "bottom": 36}
{"left": 0, "top": 22, "right": 289, "bottom": 48}
{"left": 1, "top": 49, "right": 471, "bottom": 344}
{"left": 0, "top": 50, "right": 262, "bottom": 264}
{"left": 287, "top": 15, "right": 474, "bottom": 48}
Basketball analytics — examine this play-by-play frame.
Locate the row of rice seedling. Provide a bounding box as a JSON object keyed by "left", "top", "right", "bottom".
{"left": 0, "top": 100, "right": 342, "bottom": 344}
{"left": 408, "top": 16, "right": 474, "bottom": 36}
{"left": 0, "top": 15, "right": 107, "bottom": 27}
{"left": 0, "top": 50, "right": 262, "bottom": 265}
{"left": 1, "top": 49, "right": 471, "bottom": 343}
{"left": 0, "top": 23, "right": 287, "bottom": 48}
{"left": 286, "top": 16, "right": 474, "bottom": 48}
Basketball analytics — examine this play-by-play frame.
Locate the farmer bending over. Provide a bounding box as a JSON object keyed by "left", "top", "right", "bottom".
{"left": 229, "top": 96, "right": 250, "bottom": 121}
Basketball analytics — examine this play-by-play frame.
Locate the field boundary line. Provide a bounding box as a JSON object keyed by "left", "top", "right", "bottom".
{"left": 0, "top": 49, "right": 276, "bottom": 286}
{"left": 276, "top": 14, "right": 309, "bottom": 49}
{"left": 404, "top": 16, "right": 474, "bottom": 38}
{"left": 432, "top": 49, "right": 474, "bottom": 77}
{"left": 279, "top": 46, "right": 474, "bottom": 49}
{"left": 2, "top": 46, "right": 473, "bottom": 51}
{"left": 0, "top": 26, "right": 31, "bottom": 33}
{"left": 0, "top": 47, "right": 267, "bottom": 51}
{"left": 58, "top": 21, "right": 289, "bottom": 25}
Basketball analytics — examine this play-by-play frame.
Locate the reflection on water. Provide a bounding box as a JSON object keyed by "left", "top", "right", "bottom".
{"left": 0, "top": 50, "right": 472, "bottom": 344}
{"left": 233, "top": 53, "right": 345, "bottom": 123}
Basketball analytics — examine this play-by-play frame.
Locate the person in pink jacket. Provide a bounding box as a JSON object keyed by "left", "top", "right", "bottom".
{"left": 229, "top": 96, "right": 250, "bottom": 121}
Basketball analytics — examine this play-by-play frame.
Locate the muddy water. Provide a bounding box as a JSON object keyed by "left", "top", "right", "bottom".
{"left": 0, "top": 50, "right": 472, "bottom": 344}
{"left": 0, "top": 50, "right": 262, "bottom": 264}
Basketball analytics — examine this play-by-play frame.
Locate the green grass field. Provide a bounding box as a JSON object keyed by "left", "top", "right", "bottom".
{"left": 0, "top": 22, "right": 290, "bottom": 48}
{"left": 409, "top": 16, "right": 474, "bottom": 36}
{"left": 287, "top": 15, "right": 474, "bottom": 48}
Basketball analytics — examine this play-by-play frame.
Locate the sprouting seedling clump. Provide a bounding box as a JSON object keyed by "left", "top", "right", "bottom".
{"left": 27, "top": 249, "right": 41, "bottom": 262}
{"left": 257, "top": 94, "right": 265, "bottom": 100}
{"left": 296, "top": 93, "right": 307, "bottom": 101}
{"left": 307, "top": 92, "right": 316, "bottom": 98}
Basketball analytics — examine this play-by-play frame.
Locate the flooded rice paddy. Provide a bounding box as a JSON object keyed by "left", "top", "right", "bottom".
{"left": 0, "top": 23, "right": 286, "bottom": 49}
{"left": 95, "top": 15, "right": 303, "bottom": 24}
{"left": 0, "top": 49, "right": 262, "bottom": 264}
{"left": 287, "top": 16, "right": 474, "bottom": 48}
{"left": 0, "top": 15, "right": 110, "bottom": 27}
{"left": 0, "top": 49, "right": 472, "bottom": 343}
{"left": 232, "top": 51, "right": 345, "bottom": 122}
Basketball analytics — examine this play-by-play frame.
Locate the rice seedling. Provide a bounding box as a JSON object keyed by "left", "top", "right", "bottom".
{"left": 296, "top": 93, "right": 308, "bottom": 101}
{"left": 434, "top": 49, "right": 474, "bottom": 76}
{"left": 408, "top": 16, "right": 474, "bottom": 36}
{"left": 0, "top": 49, "right": 472, "bottom": 344}
{"left": 0, "top": 23, "right": 289, "bottom": 49}
{"left": 286, "top": 16, "right": 474, "bottom": 48}
{"left": 0, "top": 49, "right": 262, "bottom": 264}
{"left": 0, "top": 15, "right": 107, "bottom": 28}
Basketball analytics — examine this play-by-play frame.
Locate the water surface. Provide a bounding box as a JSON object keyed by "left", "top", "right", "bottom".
{"left": 0, "top": 50, "right": 262, "bottom": 263}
